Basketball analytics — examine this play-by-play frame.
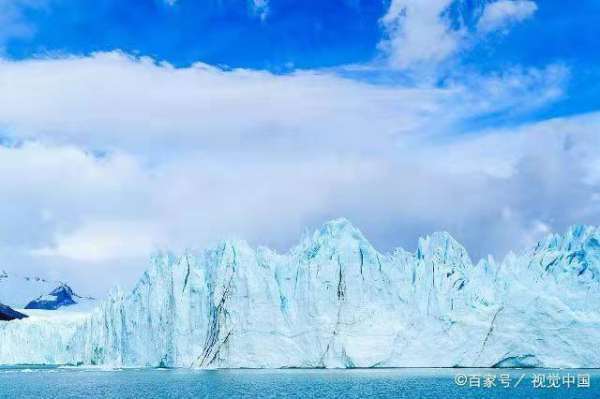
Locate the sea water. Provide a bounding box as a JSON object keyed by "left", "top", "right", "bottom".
{"left": 0, "top": 368, "right": 598, "bottom": 398}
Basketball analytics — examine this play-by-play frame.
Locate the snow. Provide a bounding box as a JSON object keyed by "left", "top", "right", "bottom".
{"left": 25, "top": 284, "right": 94, "bottom": 310}
{"left": 0, "top": 273, "right": 95, "bottom": 311}
{"left": 1, "top": 219, "right": 600, "bottom": 368}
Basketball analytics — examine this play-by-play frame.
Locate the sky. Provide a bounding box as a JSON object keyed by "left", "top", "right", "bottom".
{"left": 0, "top": 0, "right": 599, "bottom": 296}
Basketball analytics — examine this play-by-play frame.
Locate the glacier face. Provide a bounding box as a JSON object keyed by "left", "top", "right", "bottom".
{"left": 1, "top": 219, "right": 600, "bottom": 368}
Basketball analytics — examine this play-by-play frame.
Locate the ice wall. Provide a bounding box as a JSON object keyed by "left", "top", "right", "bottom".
{"left": 1, "top": 219, "right": 600, "bottom": 368}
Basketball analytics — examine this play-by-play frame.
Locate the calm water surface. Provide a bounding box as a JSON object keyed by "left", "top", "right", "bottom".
{"left": 0, "top": 367, "right": 598, "bottom": 399}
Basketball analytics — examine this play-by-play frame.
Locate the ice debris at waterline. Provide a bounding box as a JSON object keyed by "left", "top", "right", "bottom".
{"left": 1, "top": 219, "right": 600, "bottom": 368}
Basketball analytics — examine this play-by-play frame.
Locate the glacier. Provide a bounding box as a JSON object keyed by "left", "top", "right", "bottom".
{"left": 1, "top": 219, "right": 600, "bottom": 368}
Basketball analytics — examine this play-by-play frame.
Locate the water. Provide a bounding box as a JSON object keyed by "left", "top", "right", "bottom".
{"left": 0, "top": 367, "right": 598, "bottom": 398}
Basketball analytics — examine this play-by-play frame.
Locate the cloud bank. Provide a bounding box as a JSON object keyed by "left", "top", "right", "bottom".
{"left": 0, "top": 49, "right": 592, "bottom": 296}
{"left": 0, "top": 52, "right": 564, "bottom": 154}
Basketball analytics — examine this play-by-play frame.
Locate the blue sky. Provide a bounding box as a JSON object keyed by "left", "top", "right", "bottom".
{"left": 5, "top": 0, "right": 386, "bottom": 69}
{"left": 0, "top": 0, "right": 599, "bottom": 294}
{"left": 2, "top": 0, "right": 598, "bottom": 129}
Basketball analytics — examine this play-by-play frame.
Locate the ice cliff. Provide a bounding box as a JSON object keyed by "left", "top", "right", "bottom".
{"left": 1, "top": 219, "right": 600, "bottom": 368}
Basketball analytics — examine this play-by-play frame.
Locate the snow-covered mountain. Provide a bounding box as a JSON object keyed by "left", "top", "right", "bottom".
{"left": 0, "top": 272, "right": 95, "bottom": 311}
{"left": 1, "top": 219, "right": 600, "bottom": 368}
{"left": 0, "top": 271, "right": 57, "bottom": 308}
{"left": 25, "top": 283, "right": 94, "bottom": 310}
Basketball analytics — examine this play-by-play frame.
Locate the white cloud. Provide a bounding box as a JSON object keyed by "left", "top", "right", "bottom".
{"left": 7, "top": 112, "right": 600, "bottom": 267}
{"left": 0, "top": 52, "right": 566, "bottom": 156}
{"left": 379, "top": 0, "right": 462, "bottom": 70}
{"left": 451, "top": 63, "right": 569, "bottom": 114}
{"left": 0, "top": 1, "right": 589, "bottom": 300}
{"left": 0, "top": 51, "right": 581, "bottom": 295}
{"left": 2, "top": 110, "right": 600, "bottom": 294}
{"left": 368, "top": 112, "right": 600, "bottom": 258}
{"left": 32, "top": 221, "right": 163, "bottom": 262}
{"left": 250, "top": 0, "right": 269, "bottom": 20}
{"left": 379, "top": 0, "right": 539, "bottom": 70}
{"left": 0, "top": 142, "right": 150, "bottom": 248}
{"left": 478, "top": 0, "right": 538, "bottom": 34}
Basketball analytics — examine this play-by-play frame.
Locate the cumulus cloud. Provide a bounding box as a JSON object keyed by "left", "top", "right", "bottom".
{"left": 357, "top": 112, "right": 600, "bottom": 255}
{"left": 0, "top": 0, "right": 589, "bottom": 302}
{"left": 478, "top": 0, "right": 538, "bottom": 34}
{"left": 3, "top": 112, "right": 600, "bottom": 295}
{"left": 0, "top": 51, "right": 586, "bottom": 296}
{"left": 379, "top": 0, "right": 538, "bottom": 70}
{"left": 379, "top": 0, "right": 462, "bottom": 70}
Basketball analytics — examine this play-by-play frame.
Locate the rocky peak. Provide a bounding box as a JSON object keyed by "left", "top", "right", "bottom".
{"left": 0, "top": 303, "right": 28, "bottom": 321}
{"left": 25, "top": 283, "right": 80, "bottom": 310}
